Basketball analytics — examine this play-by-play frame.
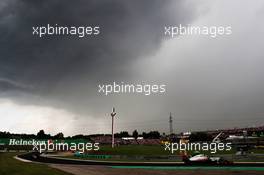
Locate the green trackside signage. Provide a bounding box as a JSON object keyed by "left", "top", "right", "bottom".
{"left": 0, "top": 138, "right": 90, "bottom": 146}
{"left": 0, "top": 138, "right": 10, "bottom": 145}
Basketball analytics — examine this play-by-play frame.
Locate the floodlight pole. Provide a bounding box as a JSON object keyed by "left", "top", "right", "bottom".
{"left": 111, "top": 107, "right": 116, "bottom": 148}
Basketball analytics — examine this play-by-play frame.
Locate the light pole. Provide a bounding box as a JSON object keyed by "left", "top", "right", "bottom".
{"left": 111, "top": 107, "right": 116, "bottom": 148}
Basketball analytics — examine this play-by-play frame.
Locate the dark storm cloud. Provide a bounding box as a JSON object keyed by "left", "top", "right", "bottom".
{"left": 0, "top": 0, "right": 193, "bottom": 86}
{"left": 0, "top": 78, "right": 33, "bottom": 91}
{"left": 1, "top": 0, "right": 264, "bottom": 135}
{"left": 0, "top": 0, "right": 195, "bottom": 114}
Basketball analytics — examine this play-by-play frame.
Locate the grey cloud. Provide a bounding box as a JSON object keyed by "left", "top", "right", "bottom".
{"left": 2, "top": 0, "right": 262, "bottom": 135}
{"left": 0, "top": 78, "right": 33, "bottom": 91}
{"left": 0, "top": 0, "right": 196, "bottom": 118}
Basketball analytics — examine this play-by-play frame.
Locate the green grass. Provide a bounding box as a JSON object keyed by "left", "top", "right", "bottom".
{"left": 86, "top": 145, "right": 240, "bottom": 156}
{"left": 66, "top": 156, "right": 182, "bottom": 162}
{"left": 0, "top": 153, "right": 72, "bottom": 175}
{"left": 99, "top": 145, "right": 169, "bottom": 155}
{"left": 61, "top": 145, "right": 264, "bottom": 162}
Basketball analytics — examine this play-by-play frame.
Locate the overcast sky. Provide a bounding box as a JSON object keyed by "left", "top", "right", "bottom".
{"left": 0, "top": 0, "right": 264, "bottom": 136}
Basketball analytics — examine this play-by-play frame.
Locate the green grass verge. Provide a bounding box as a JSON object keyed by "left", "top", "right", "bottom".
{"left": 97, "top": 145, "right": 264, "bottom": 155}
{"left": 65, "top": 156, "right": 182, "bottom": 162}
{"left": 99, "top": 145, "right": 169, "bottom": 155}
{"left": 0, "top": 153, "right": 72, "bottom": 175}
{"left": 61, "top": 145, "right": 264, "bottom": 162}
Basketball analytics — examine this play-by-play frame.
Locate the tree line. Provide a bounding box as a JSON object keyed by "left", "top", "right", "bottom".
{"left": 0, "top": 130, "right": 161, "bottom": 139}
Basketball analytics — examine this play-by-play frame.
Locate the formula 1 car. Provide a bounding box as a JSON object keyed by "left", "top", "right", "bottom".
{"left": 182, "top": 152, "right": 232, "bottom": 165}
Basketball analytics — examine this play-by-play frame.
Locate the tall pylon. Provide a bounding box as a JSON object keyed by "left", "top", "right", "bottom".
{"left": 169, "top": 112, "right": 173, "bottom": 135}
{"left": 111, "top": 107, "right": 117, "bottom": 148}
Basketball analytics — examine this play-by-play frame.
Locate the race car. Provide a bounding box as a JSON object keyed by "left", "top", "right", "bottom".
{"left": 182, "top": 152, "right": 232, "bottom": 165}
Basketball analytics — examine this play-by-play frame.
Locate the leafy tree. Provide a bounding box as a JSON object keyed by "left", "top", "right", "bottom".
{"left": 37, "top": 130, "right": 46, "bottom": 139}
{"left": 142, "top": 131, "right": 160, "bottom": 139}
{"left": 114, "top": 131, "right": 130, "bottom": 138}
{"left": 53, "top": 132, "right": 64, "bottom": 139}
{"left": 132, "top": 130, "right": 139, "bottom": 140}
{"left": 120, "top": 131, "right": 130, "bottom": 137}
